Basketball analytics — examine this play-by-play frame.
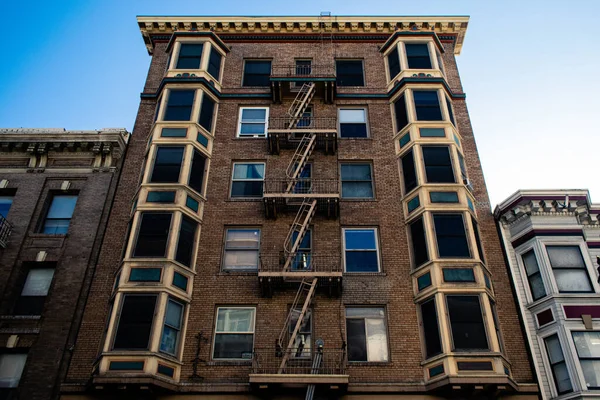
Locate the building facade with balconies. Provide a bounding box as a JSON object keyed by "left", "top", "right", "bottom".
{"left": 61, "top": 15, "right": 538, "bottom": 399}
{"left": 495, "top": 189, "right": 600, "bottom": 400}
{"left": 0, "top": 128, "right": 128, "bottom": 399}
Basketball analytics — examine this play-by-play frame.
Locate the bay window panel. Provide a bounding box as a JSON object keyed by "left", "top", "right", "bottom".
{"left": 522, "top": 249, "right": 546, "bottom": 300}
{"left": 545, "top": 334, "right": 572, "bottom": 394}
{"left": 207, "top": 47, "right": 222, "bottom": 80}
{"left": 447, "top": 295, "right": 488, "bottom": 351}
{"left": 422, "top": 146, "right": 455, "bottom": 183}
{"left": 113, "top": 295, "right": 157, "bottom": 350}
{"left": 401, "top": 149, "right": 417, "bottom": 193}
{"left": 151, "top": 147, "right": 184, "bottom": 183}
{"left": 394, "top": 94, "right": 408, "bottom": 132}
{"left": 176, "top": 43, "right": 204, "bottom": 69}
{"left": 133, "top": 213, "right": 172, "bottom": 258}
{"left": 198, "top": 95, "right": 215, "bottom": 133}
{"left": 405, "top": 43, "right": 432, "bottom": 69}
{"left": 409, "top": 217, "right": 429, "bottom": 267}
{"left": 164, "top": 90, "right": 195, "bottom": 121}
{"left": 421, "top": 299, "right": 442, "bottom": 358}
{"left": 0, "top": 354, "right": 27, "bottom": 388}
{"left": 433, "top": 214, "right": 470, "bottom": 258}
{"left": 547, "top": 246, "right": 593, "bottom": 293}
{"left": 387, "top": 46, "right": 401, "bottom": 79}
{"left": 188, "top": 150, "right": 206, "bottom": 194}
{"left": 175, "top": 216, "right": 197, "bottom": 267}
{"left": 413, "top": 91, "right": 443, "bottom": 121}
{"left": 160, "top": 300, "right": 184, "bottom": 355}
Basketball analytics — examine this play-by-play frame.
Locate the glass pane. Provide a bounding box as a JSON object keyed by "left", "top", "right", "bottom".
{"left": 208, "top": 47, "right": 222, "bottom": 80}
{"left": 21, "top": 269, "right": 54, "bottom": 296}
{"left": 245, "top": 61, "right": 271, "bottom": 74}
{"left": 0, "top": 197, "right": 13, "bottom": 218}
{"left": 292, "top": 230, "right": 311, "bottom": 250}
{"left": 414, "top": 91, "right": 442, "bottom": 121}
{"left": 147, "top": 191, "right": 176, "bottom": 203}
{"left": 421, "top": 299, "right": 442, "bottom": 358}
{"left": 233, "top": 164, "right": 265, "bottom": 179}
{"left": 420, "top": 128, "right": 445, "bottom": 137}
{"left": 113, "top": 295, "right": 156, "bottom": 349}
{"left": 430, "top": 192, "right": 459, "bottom": 203}
{"left": 433, "top": 214, "right": 470, "bottom": 258}
{"left": 346, "top": 319, "right": 367, "bottom": 361}
{"left": 165, "top": 300, "right": 183, "bottom": 328}
{"left": 47, "top": 196, "right": 77, "bottom": 219}
{"left": 580, "top": 360, "right": 600, "bottom": 389}
{"left": 216, "top": 308, "right": 254, "bottom": 332}
{"left": 340, "top": 123, "right": 368, "bottom": 138}
{"left": 366, "top": 318, "right": 388, "bottom": 362}
{"left": 178, "top": 43, "right": 204, "bottom": 56}
{"left": 161, "top": 127, "right": 187, "bottom": 137}
{"left": 388, "top": 47, "right": 400, "bottom": 79}
{"left": 175, "top": 216, "right": 198, "bottom": 267}
{"left": 417, "top": 272, "right": 431, "bottom": 291}
{"left": 553, "top": 363, "right": 573, "bottom": 393}
{"left": 339, "top": 109, "right": 366, "bottom": 123}
{"left": 172, "top": 272, "right": 188, "bottom": 291}
{"left": 447, "top": 295, "right": 488, "bottom": 350}
{"left": 224, "top": 250, "right": 258, "bottom": 270}
{"left": 160, "top": 325, "right": 179, "bottom": 354}
{"left": 345, "top": 230, "right": 376, "bottom": 250}
{"left": 401, "top": 150, "right": 417, "bottom": 193}
{"left": 443, "top": 268, "right": 475, "bottom": 282}
{"left": 522, "top": 250, "right": 540, "bottom": 275}
{"left": 341, "top": 164, "right": 371, "bottom": 180}
{"left": 231, "top": 181, "right": 263, "bottom": 197}
{"left": 42, "top": 219, "right": 70, "bottom": 234}
{"left": 188, "top": 151, "right": 206, "bottom": 194}
{"left": 529, "top": 274, "right": 547, "bottom": 300}
{"left": 241, "top": 108, "right": 267, "bottom": 122}
{"left": 406, "top": 43, "right": 432, "bottom": 69}
{"left": 133, "top": 213, "right": 172, "bottom": 258}
{"left": 394, "top": 95, "right": 408, "bottom": 132}
{"left": 240, "top": 123, "right": 266, "bottom": 135}
{"left": 547, "top": 246, "right": 586, "bottom": 269}
{"left": 129, "top": 268, "right": 161, "bottom": 282}
{"left": 574, "top": 332, "right": 600, "bottom": 358}
{"left": 214, "top": 334, "right": 254, "bottom": 359}
{"left": 199, "top": 95, "right": 215, "bottom": 132}
{"left": 545, "top": 335, "right": 565, "bottom": 364}
{"left": 346, "top": 308, "right": 385, "bottom": 318}
{"left": 226, "top": 229, "right": 260, "bottom": 248}
{"left": 0, "top": 354, "right": 27, "bottom": 388}
{"left": 342, "top": 182, "right": 373, "bottom": 198}
{"left": 345, "top": 251, "right": 379, "bottom": 272}
{"left": 554, "top": 270, "right": 592, "bottom": 292}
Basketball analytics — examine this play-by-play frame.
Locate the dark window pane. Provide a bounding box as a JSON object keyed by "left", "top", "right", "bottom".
{"left": 430, "top": 192, "right": 459, "bottom": 203}
{"left": 129, "top": 268, "right": 161, "bottom": 282}
{"left": 161, "top": 127, "right": 187, "bottom": 137}
{"left": 340, "top": 124, "right": 367, "bottom": 138}
{"left": 406, "top": 43, "right": 432, "bottom": 69}
{"left": 433, "top": 214, "right": 470, "bottom": 258}
{"left": 420, "top": 127, "right": 445, "bottom": 137}
{"left": 388, "top": 47, "right": 401, "bottom": 79}
{"left": 336, "top": 60, "right": 364, "bottom": 86}
{"left": 172, "top": 272, "right": 188, "bottom": 291}
{"left": 113, "top": 295, "right": 157, "bottom": 350}
{"left": 134, "top": 213, "right": 172, "bottom": 257}
{"left": 199, "top": 95, "right": 215, "bottom": 133}
{"left": 446, "top": 97, "right": 455, "bottom": 125}
{"left": 394, "top": 94, "right": 408, "bottom": 132}
{"left": 341, "top": 164, "right": 373, "bottom": 198}
{"left": 186, "top": 196, "right": 199, "bottom": 212}
{"left": 443, "top": 268, "right": 475, "bottom": 282}
{"left": 151, "top": 147, "right": 184, "bottom": 183}
{"left": 471, "top": 216, "right": 485, "bottom": 263}
{"left": 345, "top": 252, "right": 379, "bottom": 272}
{"left": 147, "top": 191, "right": 176, "bottom": 203}
{"left": 413, "top": 91, "right": 442, "bottom": 121}
{"left": 208, "top": 47, "right": 222, "bottom": 80}
{"left": 545, "top": 334, "right": 573, "bottom": 394}
{"left": 213, "top": 334, "right": 254, "bottom": 359}
{"left": 447, "top": 295, "right": 488, "bottom": 350}
{"left": 421, "top": 299, "right": 442, "bottom": 358}
{"left": 14, "top": 296, "right": 46, "bottom": 315}
{"left": 176, "top": 43, "right": 204, "bottom": 69}
{"left": 401, "top": 150, "right": 417, "bottom": 193}
{"left": 410, "top": 217, "right": 429, "bottom": 267}
{"left": 164, "top": 90, "right": 195, "bottom": 121}
{"left": 346, "top": 319, "right": 367, "bottom": 361}
{"left": 231, "top": 182, "right": 263, "bottom": 197}
{"left": 175, "top": 216, "right": 197, "bottom": 267}
{"left": 417, "top": 272, "right": 431, "bottom": 291}
{"left": 42, "top": 195, "right": 78, "bottom": 234}
{"left": 422, "top": 146, "right": 455, "bottom": 183}
{"left": 188, "top": 150, "right": 206, "bottom": 194}
{"left": 243, "top": 61, "right": 271, "bottom": 87}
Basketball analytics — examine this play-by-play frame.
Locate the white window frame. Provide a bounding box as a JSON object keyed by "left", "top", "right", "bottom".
{"left": 222, "top": 227, "right": 261, "bottom": 271}
{"left": 236, "top": 107, "right": 269, "bottom": 138}
{"left": 339, "top": 162, "right": 375, "bottom": 199}
{"left": 538, "top": 327, "right": 577, "bottom": 398}
{"left": 345, "top": 306, "right": 389, "bottom": 362}
{"left": 229, "top": 162, "right": 265, "bottom": 199}
{"left": 544, "top": 242, "right": 595, "bottom": 295}
{"left": 342, "top": 227, "right": 381, "bottom": 273}
{"left": 516, "top": 242, "right": 548, "bottom": 304}
{"left": 337, "top": 107, "right": 370, "bottom": 139}
{"left": 212, "top": 306, "right": 256, "bottom": 360}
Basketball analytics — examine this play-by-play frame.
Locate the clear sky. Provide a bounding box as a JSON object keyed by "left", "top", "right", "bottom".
{"left": 1, "top": 0, "right": 598, "bottom": 206}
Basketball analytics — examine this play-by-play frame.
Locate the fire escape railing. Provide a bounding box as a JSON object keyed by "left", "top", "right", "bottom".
{"left": 252, "top": 347, "right": 347, "bottom": 375}
{"left": 0, "top": 215, "right": 13, "bottom": 248}
{"left": 268, "top": 117, "right": 337, "bottom": 131}
{"left": 270, "top": 65, "right": 336, "bottom": 78}
{"left": 263, "top": 179, "right": 340, "bottom": 196}
{"left": 259, "top": 253, "right": 341, "bottom": 273}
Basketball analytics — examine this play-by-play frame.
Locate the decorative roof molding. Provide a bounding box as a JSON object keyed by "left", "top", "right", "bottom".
{"left": 137, "top": 15, "right": 469, "bottom": 55}
{"left": 494, "top": 189, "right": 600, "bottom": 227}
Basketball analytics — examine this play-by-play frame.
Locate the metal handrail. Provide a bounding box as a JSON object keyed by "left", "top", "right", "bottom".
{"left": 263, "top": 179, "right": 339, "bottom": 195}
{"left": 0, "top": 215, "right": 13, "bottom": 248}
{"left": 251, "top": 347, "right": 346, "bottom": 375}
{"left": 259, "top": 253, "right": 341, "bottom": 273}
{"left": 269, "top": 117, "right": 337, "bottom": 130}
{"left": 271, "top": 64, "right": 336, "bottom": 78}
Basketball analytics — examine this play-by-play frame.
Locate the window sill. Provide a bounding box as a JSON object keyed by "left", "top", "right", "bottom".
{"left": 340, "top": 198, "right": 377, "bottom": 202}
{"left": 0, "top": 315, "right": 41, "bottom": 320}
{"left": 344, "top": 272, "right": 387, "bottom": 277}
{"left": 27, "top": 233, "right": 68, "bottom": 238}
{"left": 206, "top": 360, "right": 252, "bottom": 366}
{"left": 226, "top": 198, "right": 263, "bottom": 202}
{"left": 233, "top": 137, "right": 267, "bottom": 140}
{"left": 218, "top": 271, "right": 258, "bottom": 276}
{"left": 339, "top": 137, "right": 372, "bottom": 140}
{"left": 347, "top": 361, "right": 390, "bottom": 366}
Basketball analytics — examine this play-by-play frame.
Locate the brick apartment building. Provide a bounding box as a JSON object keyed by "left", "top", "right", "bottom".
{"left": 496, "top": 189, "right": 600, "bottom": 400}
{"left": 59, "top": 15, "right": 540, "bottom": 399}
{"left": 0, "top": 128, "right": 128, "bottom": 399}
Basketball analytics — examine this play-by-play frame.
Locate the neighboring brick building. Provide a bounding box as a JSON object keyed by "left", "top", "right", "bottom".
{"left": 61, "top": 15, "right": 539, "bottom": 399}
{"left": 496, "top": 189, "right": 600, "bottom": 400}
{"left": 0, "top": 128, "right": 128, "bottom": 399}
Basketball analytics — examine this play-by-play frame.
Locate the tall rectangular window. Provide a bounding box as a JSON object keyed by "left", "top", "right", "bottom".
{"left": 164, "top": 90, "right": 195, "bottom": 121}
{"left": 446, "top": 97, "right": 455, "bottom": 125}
{"left": 401, "top": 149, "right": 417, "bottom": 193}
{"left": 230, "top": 163, "right": 265, "bottom": 198}
{"left": 545, "top": 334, "right": 572, "bottom": 395}
{"left": 336, "top": 60, "right": 364, "bottom": 86}
{"left": 150, "top": 147, "right": 184, "bottom": 183}
{"left": 422, "top": 146, "right": 455, "bottom": 183}
{"left": 198, "top": 95, "right": 215, "bottom": 133}
{"left": 394, "top": 94, "right": 408, "bottom": 132}
{"left": 421, "top": 298, "right": 442, "bottom": 358}
{"left": 223, "top": 228, "right": 260, "bottom": 271}
{"left": 410, "top": 217, "right": 429, "bottom": 267}
{"left": 471, "top": 216, "right": 485, "bottom": 263}
{"left": 387, "top": 46, "right": 401, "bottom": 79}
{"left": 213, "top": 307, "right": 255, "bottom": 359}
{"left": 175, "top": 216, "right": 197, "bottom": 268}
{"left": 113, "top": 294, "right": 157, "bottom": 350}
{"left": 547, "top": 246, "right": 593, "bottom": 293}
{"left": 14, "top": 268, "right": 55, "bottom": 315}
{"left": 289, "top": 309, "right": 312, "bottom": 358}
{"left": 160, "top": 299, "right": 184, "bottom": 355}
{"left": 42, "top": 195, "right": 78, "bottom": 234}
{"left": 345, "top": 308, "right": 388, "bottom": 362}
{"left": 572, "top": 332, "right": 600, "bottom": 390}
{"left": 133, "top": 213, "right": 172, "bottom": 258}
{"left": 237, "top": 107, "right": 269, "bottom": 137}
{"left": 0, "top": 197, "right": 12, "bottom": 218}
{"left": 433, "top": 214, "right": 470, "bottom": 258}
{"left": 188, "top": 150, "right": 206, "bottom": 194}
{"left": 522, "top": 249, "right": 546, "bottom": 301}
{"left": 243, "top": 60, "right": 271, "bottom": 87}
{"left": 339, "top": 108, "right": 368, "bottom": 138}
{"left": 207, "top": 47, "right": 222, "bottom": 80}
{"left": 413, "top": 91, "right": 443, "bottom": 121}
{"left": 343, "top": 228, "right": 380, "bottom": 272}
{"left": 340, "top": 163, "right": 374, "bottom": 199}
{"left": 447, "top": 295, "right": 488, "bottom": 351}
{"left": 291, "top": 229, "right": 311, "bottom": 270}
{"left": 405, "top": 43, "right": 432, "bottom": 69}
{"left": 176, "top": 43, "right": 204, "bottom": 69}
{"left": 457, "top": 152, "right": 468, "bottom": 183}
{"left": 0, "top": 353, "right": 27, "bottom": 390}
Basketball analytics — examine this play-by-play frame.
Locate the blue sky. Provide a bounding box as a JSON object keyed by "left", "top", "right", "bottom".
{"left": 1, "top": 0, "right": 599, "bottom": 206}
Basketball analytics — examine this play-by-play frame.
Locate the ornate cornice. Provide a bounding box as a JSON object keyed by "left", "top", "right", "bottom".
{"left": 137, "top": 15, "right": 469, "bottom": 55}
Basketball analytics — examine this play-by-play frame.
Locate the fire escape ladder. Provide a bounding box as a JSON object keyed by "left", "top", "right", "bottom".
{"left": 276, "top": 277, "right": 318, "bottom": 373}
{"left": 287, "top": 82, "right": 316, "bottom": 128}
{"left": 285, "top": 133, "right": 316, "bottom": 193}
{"left": 282, "top": 199, "right": 317, "bottom": 271}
